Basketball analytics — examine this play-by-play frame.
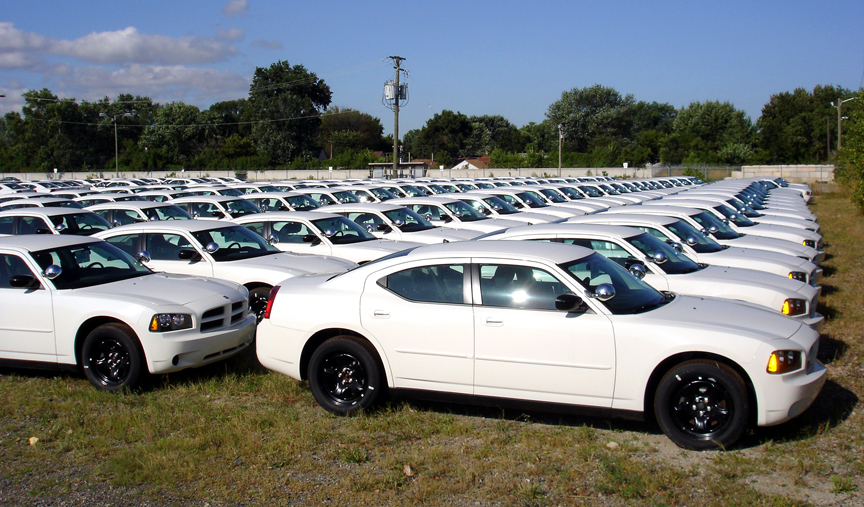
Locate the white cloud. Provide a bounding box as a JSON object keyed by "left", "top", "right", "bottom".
{"left": 53, "top": 27, "right": 238, "bottom": 65}
{"left": 216, "top": 28, "right": 245, "bottom": 41}
{"left": 223, "top": 0, "right": 249, "bottom": 17}
{"left": 0, "top": 22, "right": 50, "bottom": 52}
{"left": 251, "top": 39, "right": 282, "bottom": 50}
{"left": 0, "top": 52, "right": 35, "bottom": 69}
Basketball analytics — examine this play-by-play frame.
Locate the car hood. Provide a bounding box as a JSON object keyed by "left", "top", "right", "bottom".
{"left": 717, "top": 235, "right": 820, "bottom": 261}
{"left": 217, "top": 253, "right": 356, "bottom": 282}
{"left": 698, "top": 247, "right": 813, "bottom": 272}
{"left": 334, "top": 239, "right": 423, "bottom": 255}
{"left": 75, "top": 272, "right": 246, "bottom": 306}
{"left": 406, "top": 227, "right": 482, "bottom": 242}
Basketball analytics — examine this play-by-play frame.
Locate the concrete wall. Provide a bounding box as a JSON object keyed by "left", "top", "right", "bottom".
{"left": 736, "top": 165, "right": 834, "bottom": 184}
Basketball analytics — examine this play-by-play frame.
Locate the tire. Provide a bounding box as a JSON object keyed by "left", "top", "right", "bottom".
{"left": 654, "top": 359, "right": 749, "bottom": 450}
{"left": 81, "top": 323, "right": 146, "bottom": 391}
{"left": 249, "top": 287, "right": 271, "bottom": 324}
{"left": 308, "top": 336, "right": 385, "bottom": 414}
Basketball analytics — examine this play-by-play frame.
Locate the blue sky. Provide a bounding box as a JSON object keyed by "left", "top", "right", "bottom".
{"left": 1, "top": 0, "right": 862, "bottom": 136}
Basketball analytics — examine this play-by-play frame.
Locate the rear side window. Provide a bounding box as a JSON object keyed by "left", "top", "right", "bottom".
{"left": 380, "top": 264, "right": 465, "bottom": 304}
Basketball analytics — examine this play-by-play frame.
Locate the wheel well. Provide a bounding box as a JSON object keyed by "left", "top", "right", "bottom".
{"left": 298, "top": 328, "right": 369, "bottom": 381}
{"left": 244, "top": 282, "right": 272, "bottom": 293}
{"left": 75, "top": 318, "right": 141, "bottom": 368}
{"left": 643, "top": 352, "right": 758, "bottom": 426}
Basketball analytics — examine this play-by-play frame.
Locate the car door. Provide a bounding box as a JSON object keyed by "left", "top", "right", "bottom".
{"left": 0, "top": 253, "right": 56, "bottom": 361}
{"left": 143, "top": 232, "right": 214, "bottom": 277}
{"left": 269, "top": 219, "right": 331, "bottom": 256}
{"left": 359, "top": 261, "right": 474, "bottom": 394}
{"left": 471, "top": 261, "right": 616, "bottom": 407}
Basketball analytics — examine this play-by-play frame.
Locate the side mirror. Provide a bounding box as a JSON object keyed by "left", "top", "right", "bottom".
{"left": 9, "top": 274, "right": 40, "bottom": 289}
{"left": 628, "top": 263, "right": 647, "bottom": 279}
{"left": 112, "top": 220, "right": 121, "bottom": 227}
{"left": 669, "top": 242, "right": 683, "bottom": 253}
{"left": 204, "top": 242, "right": 219, "bottom": 254}
{"left": 136, "top": 250, "right": 151, "bottom": 263}
{"left": 266, "top": 234, "right": 279, "bottom": 245}
{"left": 192, "top": 211, "right": 200, "bottom": 219}
{"left": 585, "top": 283, "right": 616, "bottom": 302}
{"left": 555, "top": 293, "right": 585, "bottom": 312}
{"left": 322, "top": 229, "right": 336, "bottom": 238}
{"left": 686, "top": 235, "right": 698, "bottom": 246}
{"left": 650, "top": 251, "right": 668, "bottom": 264}
{"left": 43, "top": 265, "right": 62, "bottom": 279}
{"left": 708, "top": 225, "right": 719, "bottom": 234}
{"left": 54, "top": 224, "right": 67, "bottom": 233}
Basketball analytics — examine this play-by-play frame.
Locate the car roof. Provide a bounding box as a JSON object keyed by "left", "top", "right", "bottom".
{"left": 318, "top": 203, "right": 405, "bottom": 212}
{"left": 0, "top": 233, "right": 101, "bottom": 251}
{"left": 232, "top": 211, "right": 338, "bottom": 222}
{"left": 96, "top": 220, "right": 241, "bottom": 234}
{"left": 397, "top": 239, "right": 595, "bottom": 264}
{"left": 490, "top": 223, "right": 643, "bottom": 239}
{"left": 568, "top": 213, "right": 678, "bottom": 226}
{"left": 86, "top": 201, "right": 179, "bottom": 211}
{"left": 0, "top": 207, "right": 97, "bottom": 218}
{"left": 601, "top": 205, "right": 704, "bottom": 216}
{"left": 169, "top": 195, "right": 248, "bottom": 204}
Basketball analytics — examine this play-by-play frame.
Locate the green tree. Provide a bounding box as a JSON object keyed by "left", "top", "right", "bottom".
{"left": 137, "top": 102, "right": 221, "bottom": 165}
{"left": 668, "top": 101, "right": 753, "bottom": 164}
{"left": 209, "top": 99, "right": 252, "bottom": 139}
{"left": 464, "top": 115, "right": 524, "bottom": 155}
{"left": 545, "top": 85, "right": 636, "bottom": 152}
{"left": 319, "top": 106, "right": 385, "bottom": 156}
{"left": 409, "top": 110, "right": 473, "bottom": 166}
{"left": 248, "top": 60, "right": 332, "bottom": 165}
{"left": 836, "top": 91, "right": 864, "bottom": 211}
{"left": 757, "top": 85, "right": 851, "bottom": 164}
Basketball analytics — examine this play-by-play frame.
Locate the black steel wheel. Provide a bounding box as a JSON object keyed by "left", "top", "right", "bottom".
{"left": 654, "top": 360, "right": 749, "bottom": 450}
{"left": 249, "top": 287, "right": 271, "bottom": 323}
{"left": 82, "top": 323, "right": 145, "bottom": 391}
{"left": 308, "top": 336, "right": 384, "bottom": 414}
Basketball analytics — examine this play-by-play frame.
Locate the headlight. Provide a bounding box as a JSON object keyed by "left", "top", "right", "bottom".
{"left": 767, "top": 350, "right": 802, "bottom": 374}
{"left": 803, "top": 239, "right": 816, "bottom": 248}
{"left": 150, "top": 313, "right": 193, "bottom": 332}
{"left": 788, "top": 271, "right": 807, "bottom": 282}
{"left": 781, "top": 298, "right": 807, "bottom": 316}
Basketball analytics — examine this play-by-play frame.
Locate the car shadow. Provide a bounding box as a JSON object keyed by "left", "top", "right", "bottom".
{"left": 817, "top": 332, "right": 847, "bottom": 364}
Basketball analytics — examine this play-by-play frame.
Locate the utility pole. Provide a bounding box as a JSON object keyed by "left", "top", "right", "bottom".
{"left": 832, "top": 97, "right": 857, "bottom": 151}
{"left": 390, "top": 56, "right": 405, "bottom": 177}
{"left": 557, "top": 124, "right": 563, "bottom": 177}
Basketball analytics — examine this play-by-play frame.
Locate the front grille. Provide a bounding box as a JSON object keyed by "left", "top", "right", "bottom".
{"left": 200, "top": 298, "right": 248, "bottom": 331}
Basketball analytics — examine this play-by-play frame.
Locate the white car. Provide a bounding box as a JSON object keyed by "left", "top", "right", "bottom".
{"left": 480, "top": 223, "right": 824, "bottom": 330}
{"left": 256, "top": 240, "right": 826, "bottom": 450}
{"left": 0, "top": 235, "right": 256, "bottom": 390}
{"left": 86, "top": 201, "right": 192, "bottom": 226}
{"left": 598, "top": 205, "right": 825, "bottom": 264}
{"left": 231, "top": 212, "right": 422, "bottom": 264}
{"left": 169, "top": 195, "right": 262, "bottom": 220}
{"left": 315, "top": 203, "right": 481, "bottom": 243}
{"left": 453, "top": 192, "right": 562, "bottom": 225}
{"left": 566, "top": 213, "right": 822, "bottom": 285}
{"left": 94, "top": 221, "right": 356, "bottom": 321}
{"left": 0, "top": 208, "right": 113, "bottom": 236}
{"left": 390, "top": 196, "right": 525, "bottom": 233}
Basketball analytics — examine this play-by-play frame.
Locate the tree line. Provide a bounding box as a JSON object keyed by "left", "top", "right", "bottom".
{"left": 0, "top": 59, "right": 860, "bottom": 174}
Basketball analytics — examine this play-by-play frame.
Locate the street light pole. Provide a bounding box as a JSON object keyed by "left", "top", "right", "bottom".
{"left": 557, "top": 124, "right": 563, "bottom": 177}
{"left": 831, "top": 97, "right": 857, "bottom": 151}
{"left": 100, "top": 112, "right": 133, "bottom": 177}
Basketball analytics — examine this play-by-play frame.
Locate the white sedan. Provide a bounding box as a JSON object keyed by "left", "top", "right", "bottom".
{"left": 231, "top": 211, "right": 422, "bottom": 264}
{"left": 480, "top": 223, "right": 824, "bottom": 330}
{"left": 315, "top": 203, "right": 481, "bottom": 243}
{"left": 0, "top": 235, "right": 256, "bottom": 390}
{"left": 94, "top": 221, "right": 356, "bottom": 321}
{"left": 256, "top": 240, "right": 826, "bottom": 450}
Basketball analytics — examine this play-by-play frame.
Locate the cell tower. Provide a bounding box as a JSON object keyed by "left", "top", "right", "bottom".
{"left": 383, "top": 56, "right": 408, "bottom": 176}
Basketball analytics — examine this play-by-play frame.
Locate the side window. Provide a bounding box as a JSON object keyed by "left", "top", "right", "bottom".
{"left": 560, "top": 238, "right": 636, "bottom": 268}
{"left": 379, "top": 264, "right": 465, "bottom": 304}
{"left": 241, "top": 222, "right": 266, "bottom": 237}
{"left": 115, "top": 209, "right": 142, "bottom": 225}
{"left": 409, "top": 204, "right": 445, "bottom": 221}
{"left": 0, "top": 254, "right": 36, "bottom": 289}
{"left": 103, "top": 234, "right": 140, "bottom": 257}
{"left": 146, "top": 233, "right": 194, "bottom": 261}
{"left": 348, "top": 212, "right": 383, "bottom": 228}
{"left": 637, "top": 226, "right": 671, "bottom": 242}
{"left": 272, "top": 221, "right": 311, "bottom": 243}
{"left": 0, "top": 216, "right": 13, "bottom": 235}
{"left": 93, "top": 209, "right": 111, "bottom": 221}
{"left": 478, "top": 264, "right": 571, "bottom": 310}
{"left": 17, "top": 216, "right": 52, "bottom": 235}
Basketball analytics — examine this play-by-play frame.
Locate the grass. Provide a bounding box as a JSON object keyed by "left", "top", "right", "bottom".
{"left": 2, "top": 189, "right": 864, "bottom": 505}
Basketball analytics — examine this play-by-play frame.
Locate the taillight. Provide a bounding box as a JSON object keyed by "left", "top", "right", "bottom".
{"left": 263, "top": 285, "right": 280, "bottom": 319}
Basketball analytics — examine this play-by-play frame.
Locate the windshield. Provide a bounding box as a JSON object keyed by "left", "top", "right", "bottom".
{"left": 331, "top": 191, "right": 360, "bottom": 204}
{"left": 397, "top": 185, "right": 426, "bottom": 197}
{"left": 560, "top": 252, "right": 669, "bottom": 315}
{"left": 145, "top": 205, "right": 192, "bottom": 221}
{"left": 689, "top": 211, "right": 740, "bottom": 240}
{"left": 557, "top": 186, "right": 585, "bottom": 200}
{"left": 666, "top": 219, "right": 723, "bottom": 253}
{"left": 312, "top": 216, "right": 376, "bottom": 244}
{"left": 32, "top": 241, "right": 152, "bottom": 289}
{"left": 192, "top": 225, "right": 279, "bottom": 261}
{"left": 443, "top": 200, "right": 487, "bottom": 221}
{"left": 383, "top": 207, "right": 435, "bottom": 232}
{"left": 515, "top": 191, "right": 550, "bottom": 209}
{"left": 713, "top": 204, "right": 755, "bottom": 226}
{"left": 49, "top": 212, "right": 112, "bottom": 235}
{"left": 368, "top": 187, "right": 398, "bottom": 201}
{"left": 482, "top": 196, "right": 520, "bottom": 214}
{"left": 538, "top": 189, "right": 568, "bottom": 203}
{"left": 578, "top": 185, "right": 604, "bottom": 197}
{"left": 626, "top": 232, "right": 702, "bottom": 274}
{"left": 224, "top": 199, "right": 262, "bottom": 218}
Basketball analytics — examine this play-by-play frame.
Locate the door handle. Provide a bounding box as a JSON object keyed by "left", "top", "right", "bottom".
{"left": 373, "top": 310, "right": 390, "bottom": 318}
{"left": 485, "top": 318, "right": 503, "bottom": 326}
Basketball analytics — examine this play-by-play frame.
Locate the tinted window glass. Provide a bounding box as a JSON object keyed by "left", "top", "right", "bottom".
{"left": 382, "top": 264, "right": 465, "bottom": 304}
